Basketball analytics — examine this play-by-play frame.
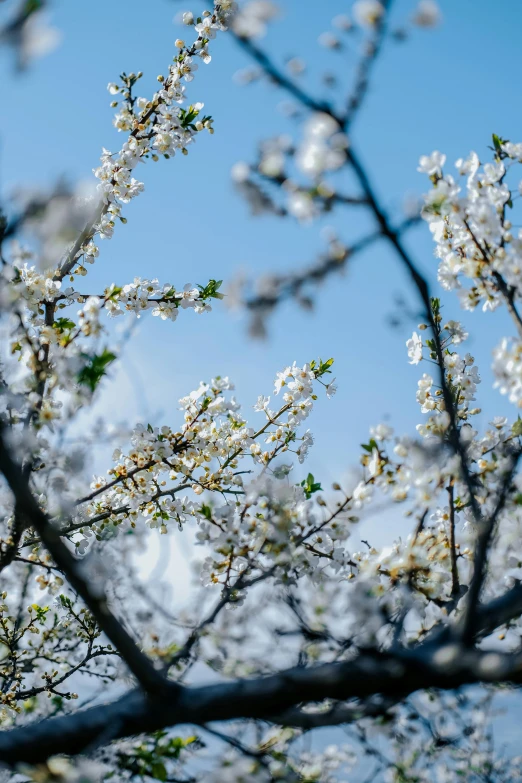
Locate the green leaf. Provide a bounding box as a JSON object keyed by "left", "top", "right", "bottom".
{"left": 106, "top": 285, "right": 123, "bottom": 300}
{"left": 198, "top": 279, "right": 224, "bottom": 301}
{"left": 77, "top": 349, "right": 117, "bottom": 392}
{"left": 430, "top": 297, "right": 441, "bottom": 315}
{"left": 312, "top": 357, "right": 335, "bottom": 378}
{"left": 151, "top": 761, "right": 167, "bottom": 781}
{"left": 23, "top": 696, "right": 37, "bottom": 713}
{"left": 300, "top": 473, "right": 323, "bottom": 499}
{"left": 512, "top": 417, "right": 522, "bottom": 437}
{"left": 31, "top": 604, "right": 50, "bottom": 624}
{"left": 53, "top": 318, "right": 76, "bottom": 333}
{"left": 361, "top": 439, "right": 378, "bottom": 454}
{"left": 492, "top": 133, "right": 503, "bottom": 151}
{"left": 23, "top": 0, "right": 44, "bottom": 17}
{"left": 179, "top": 104, "right": 204, "bottom": 129}
{"left": 200, "top": 503, "right": 213, "bottom": 521}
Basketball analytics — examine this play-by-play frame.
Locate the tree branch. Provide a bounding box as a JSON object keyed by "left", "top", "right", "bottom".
{"left": 0, "top": 423, "right": 169, "bottom": 697}
{"left": 2, "top": 641, "right": 522, "bottom": 765}
{"left": 458, "top": 447, "right": 522, "bottom": 644}
{"left": 245, "top": 216, "right": 420, "bottom": 317}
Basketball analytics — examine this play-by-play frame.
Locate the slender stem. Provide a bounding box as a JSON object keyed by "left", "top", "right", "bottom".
{"left": 463, "top": 218, "right": 522, "bottom": 339}
{"left": 447, "top": 483, "right": 459, "bottom": 597}
{"left": 343, "top": 0, "right": 392, "bottom": 129}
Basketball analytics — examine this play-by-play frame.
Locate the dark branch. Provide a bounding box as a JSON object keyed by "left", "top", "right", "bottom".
{"left": 0, "top": 423, "right": 169, "bottom": 697}
{"left": 2, "top": 639, "right": 522, "bottom": 765}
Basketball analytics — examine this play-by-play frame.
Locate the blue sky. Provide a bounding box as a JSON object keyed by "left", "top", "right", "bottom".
{"left": 1, "top": 0, "right": 522, "bottom": 510}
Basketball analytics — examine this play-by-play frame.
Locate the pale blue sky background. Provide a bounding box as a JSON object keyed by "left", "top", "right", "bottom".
{"left": 1, "top": 0, "right": 521, "bottom": 524}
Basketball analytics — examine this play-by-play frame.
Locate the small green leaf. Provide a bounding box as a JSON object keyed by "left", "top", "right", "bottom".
{"left": 430, "top": 297, "right": 441, "bottom": 315}
{"left": 313, "top": 357, "right": 335, "bottom": 378}
{"left": 361, "top": 439, "right": 378, "bottom": 454}
{"left": 77, "top": 349, "right": 117, "bottom": 392}
{"left": 106, "top": 285, "right": 123, "bottom": 300}
{"left": 53, "top": 317, "right": 76, "bottom": 333}
{"left": 200, "top": 504, "right": 213, "bottom": 521}
{"left": 23, "top": 0, "right": 44, "bottom": 17}
{"left": 300, "top": 473, "right": 323, "bottom": 499}
{"left": 151, "top": 761, "right": 167, "bottom": 781}
{"left": 198, "top": 279, "right": 224, "bottom": 301}
{"left": 492, "top": 133, "right": 503, "bottom": 152}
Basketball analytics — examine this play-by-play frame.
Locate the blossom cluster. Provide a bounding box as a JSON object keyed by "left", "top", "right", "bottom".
{"left": 79, "top": 5, "right": 234, "bottom": 273}
{"left": 419, "top": 145, "right": 518, "bottom": 310}
{"left": 418, "top": 142, "right": 522, "bottom": 403}
{"left": 70, "top": 362, "right": 334, "bottom": 573}
{"left": 203, "top": 742, "right": 356, "bottom": 783}
{"left": 232, "top": 111, "right": 350, "bottom": 224}
{"left": 0, "top": 2, "right": 233, "bottom": 433}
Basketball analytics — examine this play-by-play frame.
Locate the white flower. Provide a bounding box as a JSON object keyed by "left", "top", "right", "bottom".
{"left": 368, "top": 448, "right": 380, "bottom": 478}
{"left": 318, "top": 32, "right": 341, "bottom": 49}
{"left": 274, "top": 367, "right": 290, "bottom": 394}
{"left": 502, "top": 141, "right": 522, "bottom": 160}
{"left": 412, "top": 0, "right": 441, "bottom": 28}
{"left": 254, "top": 395, "right": 270, "bottom": 412}
{"left": 353, "top": 481, "right": 372, "bottom": 507}
{"left": 232, "top": 0, "right": 280, "bottom": 39}
{"left": 19, "top": 10, "right": 61, "bottom": 67}
{"left": 492, "top": 337, "right": 522, "bottom": 405}
{"left": 370, "top": 423, "right": 394, "bottom": 441}
{"left": 417, "top": 151, "right": 446, "bottom": 176}
{"left": 353, "top": 0, "right": 384, "bottom": 27}
{"left": 195, "top": 16, "right": 218, "bottom": 39}
{"left": 444, "top": 320, "right": 468, "bottom": 344}
{"left": 287, "top": 191, "right": 317, "bottom": 222}
{"left": 406, "top": 331, "right": 423, "bottom": 364}
{"left": 231, "top": 162, "right": 250, "bottom": 183}
{"left": 325, "top": 379, "right": 337, "bottom": 398}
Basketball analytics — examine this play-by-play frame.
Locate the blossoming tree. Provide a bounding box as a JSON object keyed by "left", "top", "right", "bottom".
{"left": 1, "top": 0, "right": 522, "bottom": 781}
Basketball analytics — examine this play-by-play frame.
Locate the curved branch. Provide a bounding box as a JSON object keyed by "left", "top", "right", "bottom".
{"left": 0, "top": 423, "right": 169, "bottom": 697}
{"left": 2, "top": 640, "right": 522, "bottom": 765}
